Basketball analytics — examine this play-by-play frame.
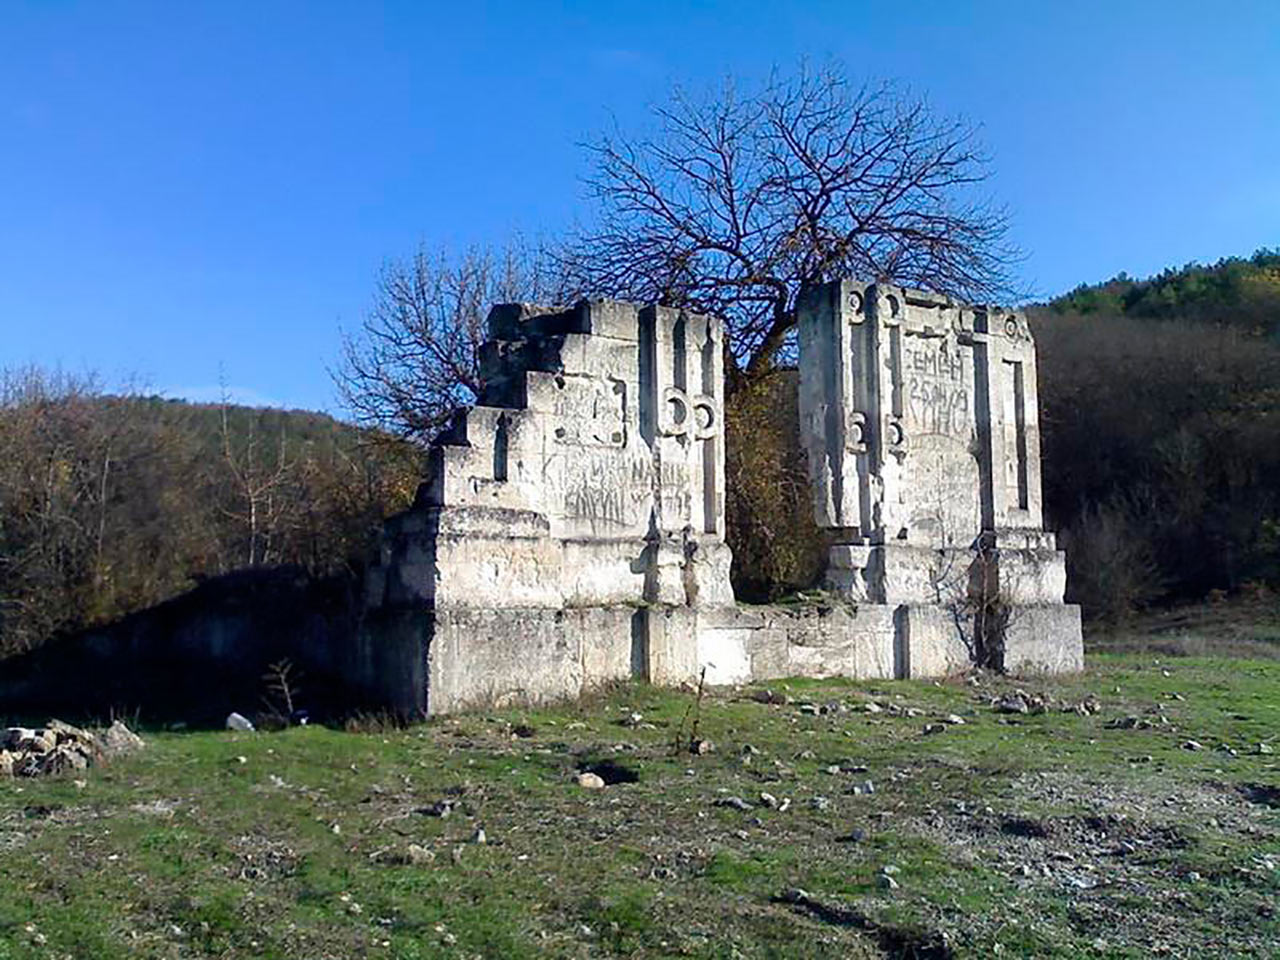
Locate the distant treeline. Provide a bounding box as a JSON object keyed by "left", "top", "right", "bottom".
{"left": 1047, "top": 248, "right": 1280, "bottom": 333}
{"left": 0, "top": 370, "right": 418, "bottom": 659}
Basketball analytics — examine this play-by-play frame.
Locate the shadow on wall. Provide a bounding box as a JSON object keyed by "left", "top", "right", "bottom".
{"left": 0, "top": 566, "right": 380, "bottom": 727}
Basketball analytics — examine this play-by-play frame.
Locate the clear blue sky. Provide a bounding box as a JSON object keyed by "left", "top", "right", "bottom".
{"left": 2, "top": 1, "right": 1277, "bottom": 412}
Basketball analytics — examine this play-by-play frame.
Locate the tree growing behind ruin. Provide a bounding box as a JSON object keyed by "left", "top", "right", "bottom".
{"left": 332, "top": 64, "right": 1021, "bottom": 597}
{"left": 565, "top": 63, "right": 1021, "bottom": 378}
{"left": 333, "top": 242, "right": 571, "bottom": 444}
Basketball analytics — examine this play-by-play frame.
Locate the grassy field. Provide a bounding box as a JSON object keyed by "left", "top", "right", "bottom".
{"left": 1, "top": 648, "right": 1278, "bottom": 959}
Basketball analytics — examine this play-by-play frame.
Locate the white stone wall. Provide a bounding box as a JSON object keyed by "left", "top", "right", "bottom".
{"left": 365, "top": 299, "right": 737, "bottom": 713}
{"left": 797, "top": 279, "right": 1082, "bottom": 672}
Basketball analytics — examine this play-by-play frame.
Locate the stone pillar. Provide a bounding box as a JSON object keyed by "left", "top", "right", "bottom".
{"left": 797, "top": 278, "right": 1082, "bottom": 675}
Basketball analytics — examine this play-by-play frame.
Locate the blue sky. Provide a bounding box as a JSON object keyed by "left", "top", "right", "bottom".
{"left": 2, "top": 1, "right": 1277, "bottom": 412}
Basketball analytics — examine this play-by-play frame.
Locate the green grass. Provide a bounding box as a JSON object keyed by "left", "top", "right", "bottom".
{"left": 2, "top": 651, "right": 1278, "bottom": 958}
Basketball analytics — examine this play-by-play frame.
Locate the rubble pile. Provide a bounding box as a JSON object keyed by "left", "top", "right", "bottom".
{"left": 0, "top": 719, "right": 144, "bottom": 778}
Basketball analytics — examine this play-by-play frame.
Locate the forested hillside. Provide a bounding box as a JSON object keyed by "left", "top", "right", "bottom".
{"left": 0, "top": 370, "right": 418, "bottom": 658}
{"left": 1032, "top": 248, "right": 1280, "bottom": 619}
{"left": 1047, "top": 248, "right": 1280, "bottom": 332}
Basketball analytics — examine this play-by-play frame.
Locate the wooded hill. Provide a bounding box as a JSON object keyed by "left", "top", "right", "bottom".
{"left": 1046, "top": 248, "right": 1280, "bottom": 333}
{"left": 0, "top": 373, "right": 418, "bottom": 659}
{"left": 1032, "top": 248, "right": 1280, "bottom": 619}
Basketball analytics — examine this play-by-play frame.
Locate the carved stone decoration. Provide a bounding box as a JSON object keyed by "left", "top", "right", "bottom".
{"left": 662, "top": 386, "right": 718, "bottom": 441}
{"left": 885, "top": 416, "right": 907, "bottom": 457}
{"left": 846, "top": 411, "right": 868, "bottom": 454}
{"left": 589, "top": 378, "right": 628, "bottom": 447}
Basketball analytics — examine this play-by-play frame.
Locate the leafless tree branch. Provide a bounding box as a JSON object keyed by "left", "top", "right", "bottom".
{"left": 565, "top": 63, "right": 1023, "bottom": 379}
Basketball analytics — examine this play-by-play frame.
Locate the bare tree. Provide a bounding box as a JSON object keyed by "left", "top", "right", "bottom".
{"left": 566, "top": 63, "right": 1021, "bottom": 379}
{"left": 333, "top": 242, "right": 571, "bottom": 444}
{"left": 219, "top": 397, "right": 294, "bottom": 567}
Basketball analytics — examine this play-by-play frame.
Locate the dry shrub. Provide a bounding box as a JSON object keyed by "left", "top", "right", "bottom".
{"left": 724, "top": 369, "right": 828, "bottom": 601}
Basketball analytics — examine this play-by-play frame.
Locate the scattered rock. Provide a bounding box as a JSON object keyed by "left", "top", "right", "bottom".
{"left": 863, "top": 702, "right": 883, "bottom": 714}
{"left": 877, "top": 874, "right": 900, "bottom": 891}
{"left": 810, "top": 796, "right": 832, "bottom": 813}
{"left": 759, "top": 792, "right": 779, "bottom": 809}
{"left": 752, "top": 689, "right": 789, "bottom": 705}
{"left": 691, "top": 738, "right": 715, "bottom": 756}
{"left": 384, "top": 844, "right": 435, "bottom": 870}
{"left": 418, "top": 799, "right": 457, "bottom": 818}
{"left": 580, "top": 758, "right": 640, "bottom": 784}
{"left": 30, "top": 746, "right": 90, "bottom": 777}
{"left": 226, "top": 713, "right": 255, "bottom": 732}
{"left": 1257, "top": 743, "right": 1274, "bottom": 756}
{"left": 922, "top": 723, "right": 947, "bottom": 735}
{"left": 716, "top": 796, "right": 753, "bottom": 811}
{"left": 1182, "top": 740, "right": 1205, "bottom": 752}
{"left": 471, "top": 828, "right": 487, "bottom": 845}
{"left": 996, "top": 695, "right": 1030, "bottom": 715}
{"left": 99, "top": 721, "right": 146, "bottom": 758}
{"left": 848, "top": 780, "right": 875, "bottom": 796}
{"left": 944, "top": 714, "right": 967, "bottom": 725}
{"left": 1108, "top": 716, "right": 1156, "bottom": 730}
{"left": 577, "top": 772, "right": 606, "bottom": 790}
{"left": 131, "top": 799, "right": 178, "bottom": 817}
{"left": 1, "top": 728, "right": 34, "bottom": 751}
{"left": 0, "top": 750, "right": 13, "bottom": 778}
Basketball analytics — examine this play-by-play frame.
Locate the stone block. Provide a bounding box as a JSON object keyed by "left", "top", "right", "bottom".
{"left": 898, "top": 604, "right": 972, "bottom": 678}
{"left": 1002, "top": 605, "right": 1084, "bottom": 674}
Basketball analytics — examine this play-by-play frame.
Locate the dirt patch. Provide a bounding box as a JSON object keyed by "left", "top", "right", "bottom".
{"left": 579, "top": 758, "right": 641, "bottom": 785}
{"left": 774, "top": 888, "right": 954, "bottom": 959}
{"left": 1239, "top": 782, "right": 1280, "bottom": 809}
{"left": 1000, "top": 817, "right": 1051, "bottom": 839}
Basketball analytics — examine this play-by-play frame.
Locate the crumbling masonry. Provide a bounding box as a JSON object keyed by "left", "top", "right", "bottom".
{"left": 360, "top": 284, "right": 1082, "bottom": 715}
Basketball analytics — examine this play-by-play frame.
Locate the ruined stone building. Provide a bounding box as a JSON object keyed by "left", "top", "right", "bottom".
{"left": 360, "top": 282, "right": 1082, "bottom": 715}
